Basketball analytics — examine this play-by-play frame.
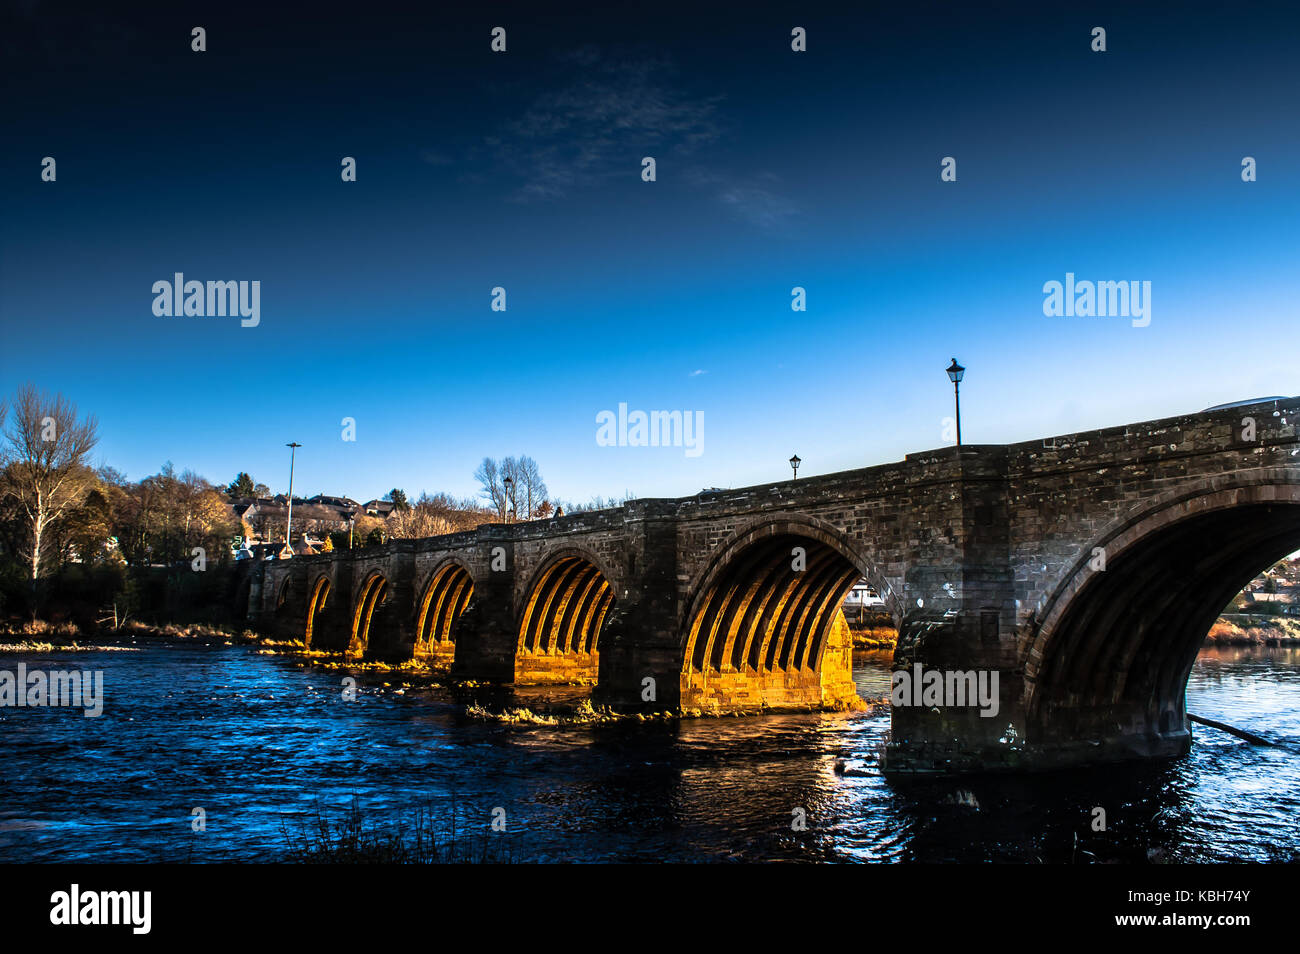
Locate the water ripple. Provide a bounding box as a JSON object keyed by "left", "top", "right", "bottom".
{"left": 0, "top": 644, "right": 1296, "bottom": 862}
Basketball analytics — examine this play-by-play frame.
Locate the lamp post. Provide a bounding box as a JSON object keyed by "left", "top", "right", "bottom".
{"left": 946, "top": 359, "right": 965, "bottom": 446}
{"left": 503, "top": 476, "right": 513, "bottom": 523}
{"left": 283, "top": 442, "right": 301, "bottom": 558}
{"left": 789, "top": 454, "right": 801, "bottom": 480}
{"left": 347, "top": 512, "right": 355, "bottom": 550}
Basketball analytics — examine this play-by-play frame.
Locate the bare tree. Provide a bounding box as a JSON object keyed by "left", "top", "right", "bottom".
{"left": 475, "top": 455, "right": 548, "bottom": 521}
{"left": 0, "top": 384, "right": 99, "bottom": 589}
{"left": 500, "top": 456, "right": 521, "bottom": 519}
{"left": 516, "top": 456, "right": 548, "bottom": 520}
{"left": 474, "top": 457, "right": 507, "bottom": 521}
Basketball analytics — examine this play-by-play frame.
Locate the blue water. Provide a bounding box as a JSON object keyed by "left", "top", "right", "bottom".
{"left": 0, "top": 643, "right": 1297, "bottom": 862}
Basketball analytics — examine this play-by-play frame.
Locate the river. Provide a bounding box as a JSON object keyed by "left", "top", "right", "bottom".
{"left": 1, "top": 643, "right": 1297, "bottom": 862}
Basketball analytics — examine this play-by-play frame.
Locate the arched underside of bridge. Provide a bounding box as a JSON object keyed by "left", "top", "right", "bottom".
{"left": 681, "top": 531, "right": 864, "bottom": 712}
{"left": 515, "top": 555, "right": 613, "bottom": 685}
{"left": 415, "top": 563, "right": 474, "bottom": 665}
{"left": 1025, "top": 493, "right": 1300, "bottom": 762}
{"left": 304, "top": 576, "right": 330, "bottom": 649}
{"left": 272, "top": 577, "right": 294, "bottom": 632}
{"left": 348, "top": 572, "right": 390, "bottom": 658}
{"left": 276, "top": 577, "right": 292, "bottom": 611}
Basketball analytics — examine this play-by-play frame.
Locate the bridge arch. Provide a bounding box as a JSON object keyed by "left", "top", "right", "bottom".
{"left": 275, "top": 576, "right": 293, "bottom": 610}
{"left": 271, "top": 575, "right": 296, "bottom": 636}
{"left": 679, "top": 516, "right": 881, "bottom": 710}
{"left": 348, "top": 570, "right": 390, "bottom": 658}
{"left": 1024, "top": 476, "right": 1300, "bottom": 757}
{"left": 414, "top": 558, "right": 474, "bottom": 664}
{"left": 515, "top": 548, "right": 614, "bottom": 684}
{"left": 304, "top": 574, "right": 331, "bottom": 649}
{"left": 681, "top": 515, "right": 901, "bottom": 631}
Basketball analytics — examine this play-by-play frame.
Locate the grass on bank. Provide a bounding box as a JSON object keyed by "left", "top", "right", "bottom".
{"left": 279, "top": 796, "right": 513, "bottom": 864}
{"left": 0, "top": 617, "right": 258, "bottom": 651}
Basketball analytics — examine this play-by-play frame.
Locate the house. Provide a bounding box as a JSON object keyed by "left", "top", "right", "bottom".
{"left": 307, "top": 494, "right": 360, "bottom": 510}
{"left": 230, "top": 496, "right": 359, "bottom": 545}
{"left": 843, "top": 582, "right": 885, "bottom": 608}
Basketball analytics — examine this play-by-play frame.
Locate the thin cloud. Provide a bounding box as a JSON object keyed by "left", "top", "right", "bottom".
{"left": 441, "top": 46, "right": 801, "bottom": 232}
{"left": 488, "top": 48, "right": 724, "bottom": 200}
{"left": 716, "top": 182, "right": 800, "bottom": 231}
{"left": 687, "top": 168, "right": 802, "bottom": 232}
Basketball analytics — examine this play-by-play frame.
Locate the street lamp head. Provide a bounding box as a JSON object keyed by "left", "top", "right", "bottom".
{"left": 946, "top": 359, "right": 965, "bottom": 384}
{"left": 789, "top": 454, "right": 801, "bottom": 475}
{"left": 287, "top": 441, "right": 302, "bottom": 449}
{"left": 503, "top": 476, "right": 513, "bottom": 488}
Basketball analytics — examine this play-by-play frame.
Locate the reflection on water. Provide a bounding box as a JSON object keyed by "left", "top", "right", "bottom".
{"left": 0, "top": 643, "right": 1297, "bottom": 862}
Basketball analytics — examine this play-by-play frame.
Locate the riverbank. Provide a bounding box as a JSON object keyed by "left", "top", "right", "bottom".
{"left": 844, "top": 611, "right": 898, "bottom": 649}
{"left": 1207, "top": 615, "right": 1300, "bottom": 645}
{"left": 0, "top": 617, "right": 258, "bottom": 650}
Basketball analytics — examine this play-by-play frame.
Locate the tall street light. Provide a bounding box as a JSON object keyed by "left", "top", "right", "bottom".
{"left": 789, "top": 454, "right": 801, "bottom": 480}
{"left": 946, "top": 359, "right": 965, "bottom": 446}
{"left": 503, "top": 475, "right": 513, "bottom": 523}
{"left": 283, "top": 442, "right": 301, "bottom": 558}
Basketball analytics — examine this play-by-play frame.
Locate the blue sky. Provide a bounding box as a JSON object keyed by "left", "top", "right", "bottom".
{"left": 2, "top": 1, "right": 1297, "bottom": 504}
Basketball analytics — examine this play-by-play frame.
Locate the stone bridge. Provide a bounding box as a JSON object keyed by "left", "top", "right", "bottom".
{"left": 250, "top": 398, "right": 1300, "bottom": 772}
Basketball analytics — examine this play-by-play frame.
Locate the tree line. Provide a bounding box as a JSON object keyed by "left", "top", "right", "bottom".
{"left": 0, "top": 385, "right": 248, "bottom": 622}
{"left": 0, "top": 384, "right": 635, "bottom": 625}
